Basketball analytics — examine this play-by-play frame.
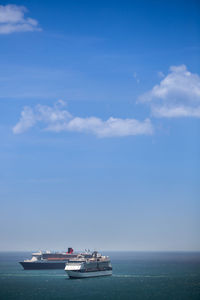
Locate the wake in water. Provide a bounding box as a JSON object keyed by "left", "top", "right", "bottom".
{"left": 1, "top": 273, "right": 168, "bottom": 278}
{"left": 113, "top": 274, "right": 168, "bottom": 278}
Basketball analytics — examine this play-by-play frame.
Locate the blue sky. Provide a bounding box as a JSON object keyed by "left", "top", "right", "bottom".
{"left": 0, "top": 0, "right": 200, "bottom": 251}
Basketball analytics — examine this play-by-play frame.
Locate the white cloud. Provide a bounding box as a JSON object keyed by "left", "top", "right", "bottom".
{"left": 139, "top": 65, "right": 200, "bottom": 118}
{"left": 13, "top": 106, "right": 36, "bottom": 134}
{"left": 152, "top": 105, "right": 200, "bottom": 118}
{"left": 0, "top": 5, "right": 41, "bottom": 34}
{"left": 13, "top": 101, "right": 153, "bottom": 137}
{"left": 66, "top": 117, "right": 152, "bottom": 137}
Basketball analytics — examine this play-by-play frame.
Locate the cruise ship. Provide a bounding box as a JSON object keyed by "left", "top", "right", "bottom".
{"left": 19, "top": 248, "right": 92, "bottom": 270}
{"left": 65, "top": 251, "right": 112, "bottom": 278}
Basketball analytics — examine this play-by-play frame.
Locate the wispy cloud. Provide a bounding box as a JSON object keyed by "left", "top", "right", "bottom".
{"left": 152, "top": 105, "right": 200, "bottom": 118}
{"left": 139, "top": 65, "right": 200, "bottom": 118}
{"left": 133, "top": 72, "right": 140, "bottom": 84}
{"left": 157, "top": 71, "right": 164, "bottom": 78}
{"left": 0, "top": 4, "right": 41, "bottom": 34}
{"left": 13, "top": 100, "right": 153, "bottom": 137}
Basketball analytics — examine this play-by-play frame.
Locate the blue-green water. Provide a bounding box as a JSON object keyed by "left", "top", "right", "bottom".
{"left": 0, "top": 252, "right": 200, "bottom": 299}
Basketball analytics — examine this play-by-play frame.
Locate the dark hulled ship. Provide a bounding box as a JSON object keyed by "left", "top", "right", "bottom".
{"left": 19, "top": 248, "right": 92, "bottom": 270}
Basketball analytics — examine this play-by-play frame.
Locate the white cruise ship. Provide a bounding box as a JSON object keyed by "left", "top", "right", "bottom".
{"left": 65, "top": 251, "right": 112, "bottom": 278}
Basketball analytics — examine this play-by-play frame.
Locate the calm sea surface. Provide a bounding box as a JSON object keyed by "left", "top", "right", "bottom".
{"left": 0, "top": 251, "right": 200, "bottom": 300}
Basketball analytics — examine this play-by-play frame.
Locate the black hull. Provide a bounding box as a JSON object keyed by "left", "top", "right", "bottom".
{"left": 19, "top": 261, "right": 67, "bottom": 270}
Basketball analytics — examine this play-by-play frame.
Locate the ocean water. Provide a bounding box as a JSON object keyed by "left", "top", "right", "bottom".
{"left": 0, "top": 252, "right": 200, "bottom": 300}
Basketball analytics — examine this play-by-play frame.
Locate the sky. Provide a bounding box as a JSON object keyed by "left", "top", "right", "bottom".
{"left": 0, "top": 0, "right": 200, "bottom": 251}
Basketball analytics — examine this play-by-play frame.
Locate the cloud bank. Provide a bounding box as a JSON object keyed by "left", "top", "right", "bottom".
{"left": 12, "top": 65, "right": 199, "bottom": 138}
{"left": 0, "top": 4, "right": 41, "bottom": 34}
{"left": 13, "top": 101, "right": 153, "bottom": 138}
{"left": 139, "top": 65, "right": 200, "bottom": 118}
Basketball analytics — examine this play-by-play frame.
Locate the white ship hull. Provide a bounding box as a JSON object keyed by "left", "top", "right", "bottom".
{"left": 66, "top": 270, "right": 112, "bottom": 278}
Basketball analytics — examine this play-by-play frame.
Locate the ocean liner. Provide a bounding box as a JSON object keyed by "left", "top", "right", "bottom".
{"left": 65, "top": 251, "right": 112, "bottom": 278}
{"left": 19, "top": 248, "right": 92, "bottom": 270}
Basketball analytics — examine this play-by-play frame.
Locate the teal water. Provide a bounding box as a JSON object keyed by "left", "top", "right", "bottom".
{"left": 0, "top": 252, "right": 200, "bottom": 299}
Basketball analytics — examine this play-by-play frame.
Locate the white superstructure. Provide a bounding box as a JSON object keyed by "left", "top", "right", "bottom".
{"left": 65, "top": 251, "right": 112, "bottom": 278}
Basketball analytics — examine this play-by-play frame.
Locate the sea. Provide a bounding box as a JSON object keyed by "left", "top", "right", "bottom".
{"left": 0, "top": 251, "right": 200, "bottom": 300}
